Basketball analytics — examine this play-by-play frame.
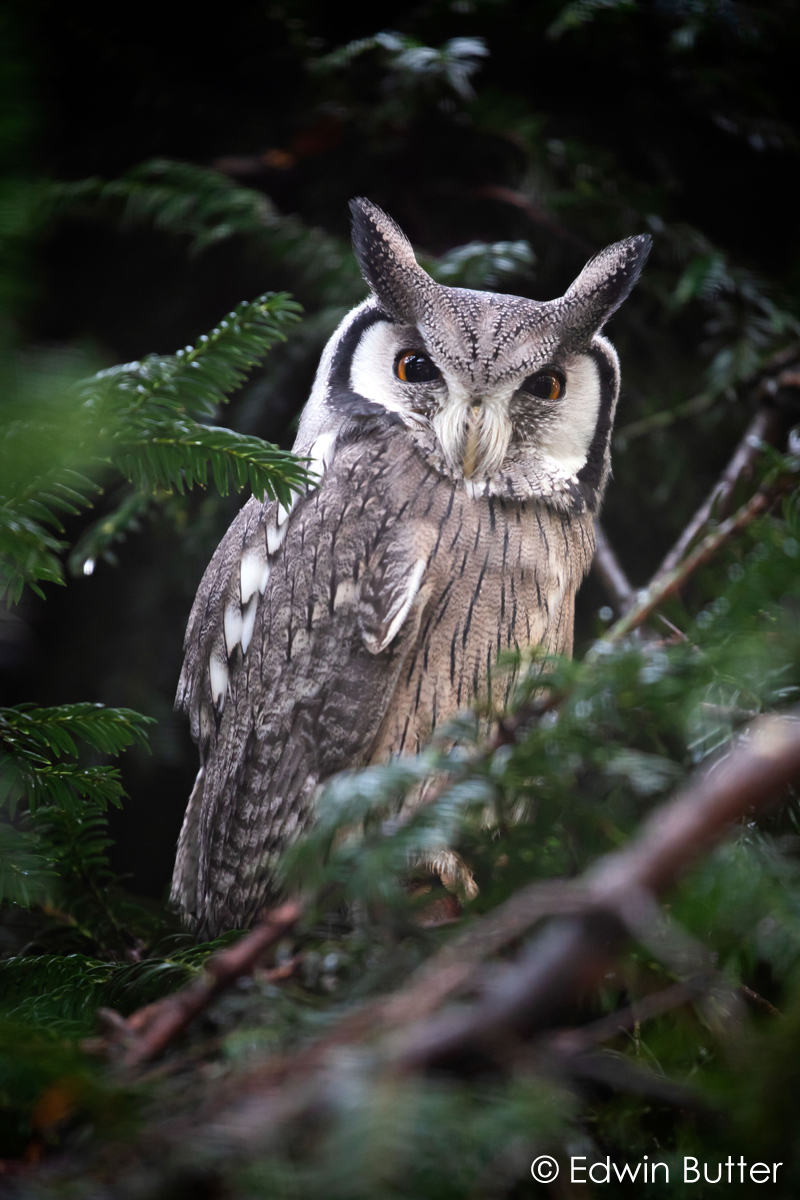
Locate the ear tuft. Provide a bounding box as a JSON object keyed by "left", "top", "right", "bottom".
{"left": 349, "top": 198, "right": 433, "bottom": 322}
{"left": 563, "top": 234, "right": 652, "bottom": 340}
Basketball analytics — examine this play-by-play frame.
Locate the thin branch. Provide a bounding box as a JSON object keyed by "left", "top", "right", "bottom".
{"left": 548, "top": 979, "right": 701, "bottom": 1057}
{"left": 656, "top": 406, "right": 782, "bottom": 578}
{"left": 115, "top": 901, "right": 303, "bottom": 1068}
{"left": 604, "top": 472, "right": 795, "bottom": 643}
{"left": 591, "top": 521, "right": 635, "bottom": 615}
{"left": 565, "top": 1050, "right": 707, "bottom": 1109}
{"left": 739, "top": 983, "right": 782, "bottom": 1019}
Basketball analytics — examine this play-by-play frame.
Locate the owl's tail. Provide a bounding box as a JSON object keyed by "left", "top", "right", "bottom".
{"left": 170, "top": 766, "right": 205, "bottom": 931}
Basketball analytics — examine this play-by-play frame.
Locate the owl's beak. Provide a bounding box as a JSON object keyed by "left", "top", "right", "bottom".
{"left": 462, "top": 403, "right": 483, "bottom": 479}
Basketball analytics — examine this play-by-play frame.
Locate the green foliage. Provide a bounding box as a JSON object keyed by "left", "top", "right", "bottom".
{"left": 0, "top": 824, "right": 53, "bottom": 909}
{"left": 86, "top": 291, "right": 306, "bottom": 500}
{"left": 55, "top": 159, "right": 366, "bottom": 308}
{"left": 0, "top": 933, "right": 243, "bottom": 1036}
{"left": 547, "top": 0, "right": 637, "bottom": 40}
{"left": 426, "top": 238, "right": 535, "bottom": 289}
{"left": 0, "top": 1017, "right": 132, "bottom": 1160}
{"left": 0, "top": 703, "right": 154, "bottom": 954}
{"left": 56, "top": 158, "right": 279, "bottom": 253}
{"left": 312, "top": 30, "right": 490, "bottom": 102}
{"left": 0, "top": 292, "right": 306, "bottom": 598}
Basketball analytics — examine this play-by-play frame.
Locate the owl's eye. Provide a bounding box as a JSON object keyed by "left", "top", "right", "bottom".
{"left": 395, "top": 350, "right": 441, "bottom": 384}
{"left": 522, "top": 369, "right": 566, "bottom": 401}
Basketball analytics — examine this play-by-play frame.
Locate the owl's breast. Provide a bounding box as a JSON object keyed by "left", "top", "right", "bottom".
{"left": 366, "top": 477, "right": 595, "bottom": 762}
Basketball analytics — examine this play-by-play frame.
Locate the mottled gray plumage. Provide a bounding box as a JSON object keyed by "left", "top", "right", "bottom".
{"left": 172, "top": 200, "right": 650, "bottom": 936}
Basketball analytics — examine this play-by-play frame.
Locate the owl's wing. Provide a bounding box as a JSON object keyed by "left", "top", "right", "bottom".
{"left": 172, "top": 423, "right": 437, "bottom": 937}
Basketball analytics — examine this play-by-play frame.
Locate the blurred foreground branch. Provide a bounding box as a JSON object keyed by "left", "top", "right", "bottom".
{"left": 391, "top": 708, "right": 800, "bottom": 1072}
{"left": 114, "top": 709, "right": 800, "bottom": 1162}
{"left": 114, "top": 902, "right": 303, "bottom": 1068}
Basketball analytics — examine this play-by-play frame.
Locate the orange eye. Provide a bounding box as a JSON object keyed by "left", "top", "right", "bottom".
{"left": 395, "top": 350, "right": 440, "bottom": 383}
{"left": 522, "top": 370, "right": 565, "bottom": 401}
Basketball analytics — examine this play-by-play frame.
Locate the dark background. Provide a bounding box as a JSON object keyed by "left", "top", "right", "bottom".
{"left": 5, "top": 0, "right": 799, "bottom": 898}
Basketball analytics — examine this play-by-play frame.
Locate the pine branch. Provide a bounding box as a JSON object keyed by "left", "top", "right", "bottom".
{"left": 0, "top": 824, "right": 55, "bottom": 909}
{"left": 0, "top": 293, "right": 308, "bottom": 602}
{"left": 115, "top": 422, "right": 307, "bottom": 501}
{"left": 54, "top": 160, "right": 278, "bottom": 253}
{"left": 91, "top": 291, "right": 302, "bottom": 424}
{"left": 118, "top": 708, "right": 800, "bottom": 1150}
{"left": 54, "top": 162, "right": 365, "bottom": 305}
{"left": 0, "top": 703, "right": 153, "bottom": 939}
{"left": 0, "top": 703, "right": 152, "bottom": 761}
{"left": 0, "top": 471, "right": 100, "bottom": 602}
{"left": 67, "top": 488, "right": 150, "bottom": 577}
{"left": 84, "top": 292, "right": 308, "bottom": 504}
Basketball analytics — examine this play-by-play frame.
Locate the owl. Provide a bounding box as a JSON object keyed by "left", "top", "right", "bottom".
{"left": 172, "top": 199, "right": 650, "bottom": 937}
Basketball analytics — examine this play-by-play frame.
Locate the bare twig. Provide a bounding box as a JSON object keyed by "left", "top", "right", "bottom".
{"left": 656, "top": 407, "right": 782, "bottom": 578}
{"left": 549, "top": 979, "right": 701, "bottom": 1057}
{"left": 565, "top": 1050, "right": 706, "bottom": 1109}
{"left": 604, "top": 472, "right": 795, "bottom": 643}
{"left": 117, "top": 901, "right": 303, "bottom": 1068}
{"left": 592, "top": 521, "right": 635, "bottom": 615}
{"left": 700, "top": 702, "right": 759, "bottom": 724}
{"left": 739, "top": 984, "right": 782, "bottom": 1019}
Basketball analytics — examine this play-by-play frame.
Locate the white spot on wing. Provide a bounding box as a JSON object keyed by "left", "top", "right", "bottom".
{"left": 223, "top": 601, "right": 243, "bottom": 656}
{"left": 209, "top": 652, "right": 229, "bottom": 711}
{"left": 277, "top": 492, "right": 298, "bottom": 527}
{"left": 240, "top": 549, "right": 264, "bottom": 604}
{"left": 308, "top": 429, "right": 337, "bottom": 484}
{"left": 259, "top": 561, "right": 271, "bottom": 594}
{"left": 241, "top": 595, "right": 258, "bottom": 654}
{"left": 267, "top": 521, "right": 288, "bottom": 555}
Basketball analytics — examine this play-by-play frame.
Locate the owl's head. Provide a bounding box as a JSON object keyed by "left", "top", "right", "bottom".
{"left": 298, "top": 199, "right": 650, "bottom": 513}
